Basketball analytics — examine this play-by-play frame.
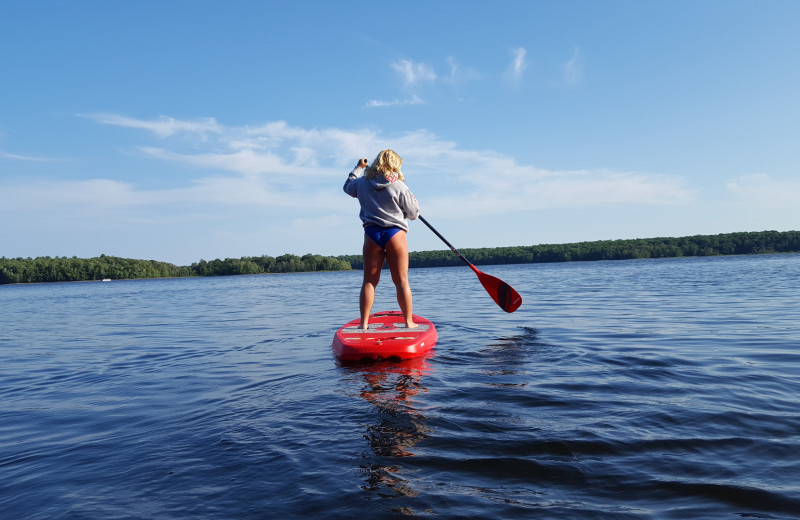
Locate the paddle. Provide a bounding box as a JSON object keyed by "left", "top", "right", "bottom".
{"left": 418, "top": 215, "right": 522, "bottom": 313}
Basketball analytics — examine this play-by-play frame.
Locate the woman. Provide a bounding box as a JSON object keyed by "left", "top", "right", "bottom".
{"left": 343, "top": 149, "right": 420, "bottom": 330}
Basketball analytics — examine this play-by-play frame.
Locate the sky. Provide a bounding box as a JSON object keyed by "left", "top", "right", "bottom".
{"left": 2, "top": 1, "right": 799, "bottom": 265}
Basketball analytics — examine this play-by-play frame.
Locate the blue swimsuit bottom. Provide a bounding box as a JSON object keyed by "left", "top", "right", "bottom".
{"left": 364, "top": 225, "right": 403, "bottom": 249}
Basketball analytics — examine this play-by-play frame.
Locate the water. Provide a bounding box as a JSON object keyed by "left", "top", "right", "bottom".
{"left": 1, "top": 254, "right": 799, "bottom": 519}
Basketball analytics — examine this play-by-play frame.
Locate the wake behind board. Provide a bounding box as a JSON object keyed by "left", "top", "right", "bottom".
{"left": 332, "top": 310, "right": 437, "bottom": 362}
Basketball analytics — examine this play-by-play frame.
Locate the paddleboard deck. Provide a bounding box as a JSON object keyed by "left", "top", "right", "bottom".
{"left": 332, "top": 310, "right": 437, "bottom": 362}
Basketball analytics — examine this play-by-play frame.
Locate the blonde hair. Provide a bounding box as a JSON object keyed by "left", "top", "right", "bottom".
{"left": 365, "top": 149, "right": 405, "bottom": 181}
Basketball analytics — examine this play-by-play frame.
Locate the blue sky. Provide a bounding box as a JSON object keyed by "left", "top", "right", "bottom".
{"left": 2, "top": 1, "right": 799, "bottom": 265}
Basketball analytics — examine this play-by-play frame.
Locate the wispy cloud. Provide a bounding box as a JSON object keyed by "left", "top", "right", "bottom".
{"left": 25, "top": 114, "right": 691, "bottom": 215}
{"left": 80, "top": 114, "right": 381, "bottom": 175}
{"left": 391, "top": 59, "right": 437, "bottom": 85}
{"left": 411, "top": 153, "right": 692, "bottom": 216}
{"left": 0, "top": 150, "right": 65, "bottom": 162}
{"left": 563, "top": 47, "right": 584, "bottom": 86}
{"left": 373, "top": 57, "right": 481, "bottom": 108}
{"left": 364, "top": 95, "right": 425, "bottom": 108}
{"left": 443, "top": 57, "right": 481, "bottom": 85}
{"left": 506, "top": 47, "right": 528, "bottom": 85}
{"left": 2, "top": 114, "right": 700, "bottom": 261}
{"left": 727, "top": 173, "right": 800, "bottom": 208}
{"left": 82, "top": 113, "right": 223, "bottom": 138}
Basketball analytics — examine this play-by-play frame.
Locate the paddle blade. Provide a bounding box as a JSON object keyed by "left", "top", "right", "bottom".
{"left": 470, "top": 265, "right": 523, "bottom": 313}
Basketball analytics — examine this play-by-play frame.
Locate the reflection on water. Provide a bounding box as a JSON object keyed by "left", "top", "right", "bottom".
{"left": 479, "top": 327, "right": 538, "bottom": 386}
{"left": 340, "top": 357, "right": 433, "bottom": 500}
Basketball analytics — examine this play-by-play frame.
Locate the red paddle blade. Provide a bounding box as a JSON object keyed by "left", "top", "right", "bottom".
{"left": 470, "top": 265, "right": 523, "bottom": 313}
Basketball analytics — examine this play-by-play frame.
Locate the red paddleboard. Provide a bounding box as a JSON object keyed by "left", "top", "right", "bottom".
{"left": 332, "top": 310, "right": 437, "bottom": 362}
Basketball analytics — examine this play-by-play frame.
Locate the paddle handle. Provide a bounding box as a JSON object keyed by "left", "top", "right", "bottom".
{"left": 418, "top": 215, "right": 473, "bottom": 267}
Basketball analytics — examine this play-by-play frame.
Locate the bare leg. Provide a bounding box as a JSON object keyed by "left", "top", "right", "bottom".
{"left": 360, "top": 235, "right": 385, "bottom": 329}
{"left": 385, "top": 230, "right": 417, "bottom": 328}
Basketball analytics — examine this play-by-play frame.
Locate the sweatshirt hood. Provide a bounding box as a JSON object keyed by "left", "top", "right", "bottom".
{"left": 369, "top": 173, "right": 396, "bottom": 191}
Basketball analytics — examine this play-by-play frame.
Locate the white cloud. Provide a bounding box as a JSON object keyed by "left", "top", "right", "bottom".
{"left": 408, "top": 154, "right": 693, "bottom": 217}
{"left": 75, "top": 116, "right": 385, "bottom": 177}
{"left": 443, "top": 57, "right": 481, "bottom": 84}
{"left": 3, "top": 179, "right": 141, "bottom": 208}
{"left": 3, "top": 114, "right": 714, "bottom": 262}
{"left": 507, "top": 47, "right": 528, "bottom": 85}
{"left": 15, "top": 114, "right": 693, "bottom": 214}
{"left": 727, "top": 173, "right": 800, "bottom": 207}
{"left": 0, "top": 150, "right": 66, "bottom": 162}
{"left": 82, "top": 113, "right": 223, "bottom": 138}
{"left": 2, "top": 115, "right": 696, "bottom": 254}
{"left": 563, "top": 47, "right": 584, "bottom": 86}
{"left": 139, "top": 147, "right": 301, "bottom": 177}
{"left": 391, "top": 59, "right": 437, "bottom": 85}
{"left": 372, "top": 56, "right": 480, "bottom": 108}
{"left": 365, "top": 95, "right": 425, "bottom": 108}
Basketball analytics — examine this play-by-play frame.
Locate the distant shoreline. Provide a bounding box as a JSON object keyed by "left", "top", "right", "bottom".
{"left": 2, "top": 230, "right": 798, "bottom": 285}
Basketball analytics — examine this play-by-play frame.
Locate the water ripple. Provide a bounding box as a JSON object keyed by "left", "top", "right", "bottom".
{"left": 2, "top": 256, "right": 799, "bottom": 518}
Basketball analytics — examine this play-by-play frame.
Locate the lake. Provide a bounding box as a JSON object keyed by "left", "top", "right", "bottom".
{"left": 1, "top": 254, "right": 799, "bottom": 519}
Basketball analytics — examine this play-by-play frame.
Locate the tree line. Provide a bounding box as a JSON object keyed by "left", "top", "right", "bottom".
{"left": 2, "top": 230, "right": 798, "bottom": 284}
{"left": 189, "top": 254, "right": 351, "bottom": 277}
{"left": 0, "top": 255, "right": 192, "bottom": 285}
{"left": 343, "top": 230, "right": 800, "bottom": 269}
{"left": 0, "top": 253, "right": 350, "bottom": 285}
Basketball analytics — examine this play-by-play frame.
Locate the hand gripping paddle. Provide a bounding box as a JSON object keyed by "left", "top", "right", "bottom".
{"left": 418, "top": 215, "right": 522, "bottom": 313}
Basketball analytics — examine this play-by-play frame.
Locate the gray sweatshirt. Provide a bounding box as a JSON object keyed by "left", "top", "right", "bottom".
{"left": 343, "top": 167, "right": 420, "bottom": 231}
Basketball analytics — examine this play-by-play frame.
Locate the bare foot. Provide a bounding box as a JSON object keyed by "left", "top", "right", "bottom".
{"left": 405, "top": 322, "right": 419, "bottom": 329}
{"left": 359, "top": 322, "right": 369, "bottom": 330}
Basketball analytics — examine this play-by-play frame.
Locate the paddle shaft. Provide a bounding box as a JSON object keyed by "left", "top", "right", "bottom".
{"left": 418, "top": 215, "right": 472, "bottom": 268}
{"left": 417, "top": 214, "right": 523, "bottom": 313}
